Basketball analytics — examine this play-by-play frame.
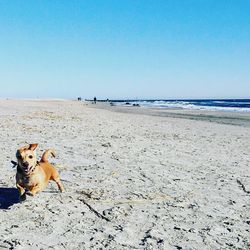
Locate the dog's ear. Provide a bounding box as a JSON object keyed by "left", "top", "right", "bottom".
{"left": 19, "top": 144, "right": 30, "bottom": 151}
{"left": 16, "top": 150, "right": 22, "bottom": 159}
{"left": 28, "top": 144, "right": 38, "bottom": 151}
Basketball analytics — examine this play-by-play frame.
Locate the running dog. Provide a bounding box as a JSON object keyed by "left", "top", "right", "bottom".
{"left": 15, "top": 143, "right": 64, "bottom": 199}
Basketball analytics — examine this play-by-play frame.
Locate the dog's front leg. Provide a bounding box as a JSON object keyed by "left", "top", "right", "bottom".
{"left": 16, "top": 183, "right": 25, "bottom": 196}
{"left": 16, "top": 183, "right": 27, "bottom": 201}
{"left": 26, "top": 184, "right": 41, "bottom": 196}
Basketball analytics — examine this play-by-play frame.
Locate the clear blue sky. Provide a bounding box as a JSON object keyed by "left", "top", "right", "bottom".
{"left": 0, "top": 0, "right": 249, "bottom": 99}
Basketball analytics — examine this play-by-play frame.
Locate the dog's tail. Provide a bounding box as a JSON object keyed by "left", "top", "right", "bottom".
{"left": 41, "top": 149, "right": 56, "bottom": 162}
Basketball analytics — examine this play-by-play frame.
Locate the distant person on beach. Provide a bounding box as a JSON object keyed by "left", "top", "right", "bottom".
{"left": 93, "top": 96, "right": 97, "bottom": 104}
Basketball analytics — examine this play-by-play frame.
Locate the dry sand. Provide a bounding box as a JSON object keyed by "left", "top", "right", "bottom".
{"left": 0, "top": 99, "right": 249, "bottom": 249}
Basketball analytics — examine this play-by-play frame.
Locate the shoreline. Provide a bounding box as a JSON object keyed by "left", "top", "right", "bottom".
{"left": 1, "top": 98, "right": 250, "bottom": 126}
{"left": 88, "top": 102, "right": 250, "bottom": 127}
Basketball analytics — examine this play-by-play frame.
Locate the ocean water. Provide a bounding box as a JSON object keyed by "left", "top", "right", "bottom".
{"left": 111, "top": 99, "right": 250, "bottom": 112}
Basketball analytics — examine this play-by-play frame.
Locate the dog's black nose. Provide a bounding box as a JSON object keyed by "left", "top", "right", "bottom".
{"left": 23, "top": 161, "right": 29, "bottom": 168}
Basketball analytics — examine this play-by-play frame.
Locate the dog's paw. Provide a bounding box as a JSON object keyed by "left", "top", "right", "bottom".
{"left": 25, "top": 191, "right": 34, "bottom": 196}
{"left": 20, "top": 194, "right": 27, "bottom": 202}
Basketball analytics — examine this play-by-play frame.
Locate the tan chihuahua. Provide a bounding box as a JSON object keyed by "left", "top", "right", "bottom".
{"left": 16, "top": 143, "right": 64, "bottom": 199}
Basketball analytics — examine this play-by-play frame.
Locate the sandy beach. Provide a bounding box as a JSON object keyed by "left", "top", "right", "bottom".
{"left": 0, "top": 99, "right": 249, "bottom": 249}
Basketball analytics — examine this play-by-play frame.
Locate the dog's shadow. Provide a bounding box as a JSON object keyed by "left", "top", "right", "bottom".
{"left": 0, "top": 187, "right": 19, "bottom": 209}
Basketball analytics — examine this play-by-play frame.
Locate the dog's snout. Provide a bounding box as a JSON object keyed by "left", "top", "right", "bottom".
{"left": 23, "top": 161, "right": 29, "bottom": 168}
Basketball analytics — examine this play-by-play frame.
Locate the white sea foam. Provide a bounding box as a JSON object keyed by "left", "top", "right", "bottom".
{"left": 117, "top": 100, "right": 250, "bottom": 112}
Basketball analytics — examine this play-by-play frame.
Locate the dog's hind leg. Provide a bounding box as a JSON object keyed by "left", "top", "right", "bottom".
{"left": 54, "top": 177, "right": 65, "bottom": 192}
{"left": 51, "top": 172, "right": 65, "bottom": 192}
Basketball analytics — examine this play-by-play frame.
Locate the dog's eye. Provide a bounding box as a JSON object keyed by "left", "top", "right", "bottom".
{"left": 29, "top": 155, "right": 33, "bottom": 159}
